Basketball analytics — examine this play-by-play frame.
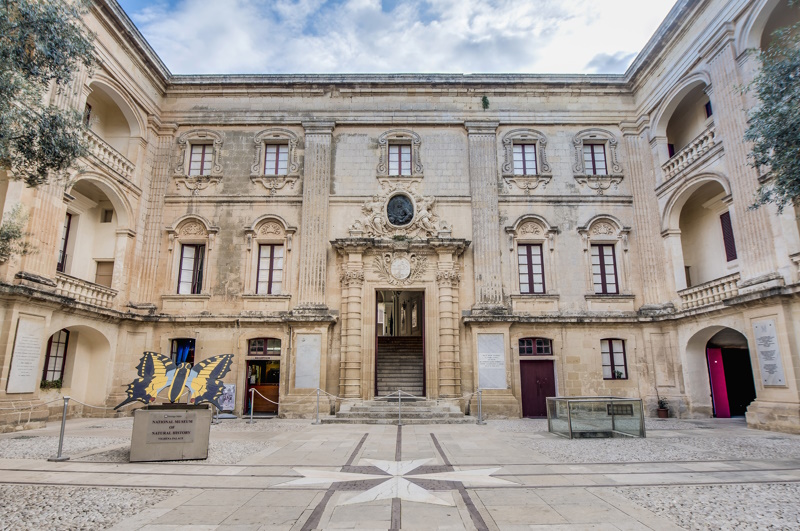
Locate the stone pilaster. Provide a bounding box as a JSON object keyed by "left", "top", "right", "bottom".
{"left": 339, "top": 268, "right": 364, "bottom": 398}
{"left": 466, "top": 122, "right": 506, "bottom": 310}
{"left": 703, "top": 36, "right": 777, "bottom": 290}
{"left": 620, "top": 119, "right": 672, "bottom": 308}
{"left": 137, "top": 119, "right": 177, "bottom": 304}
{"left": 437, "top": 268, "right": 462, "bottom": 397}
{"left": 296, "top": 122, "right": 335, "bottom": 310}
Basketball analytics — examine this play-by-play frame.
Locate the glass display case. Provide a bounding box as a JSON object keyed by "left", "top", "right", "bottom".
{"left": 547, "top": 396, "right": 646, "bottom": 438}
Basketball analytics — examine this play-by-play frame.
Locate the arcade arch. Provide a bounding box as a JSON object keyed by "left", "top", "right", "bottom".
{"left": 41, "top": 325, "right": 112, "bottom": 406}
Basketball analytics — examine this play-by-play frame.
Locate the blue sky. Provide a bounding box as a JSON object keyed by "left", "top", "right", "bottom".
{"left": 117, "top": 0, "right": 678, "bottom": 75}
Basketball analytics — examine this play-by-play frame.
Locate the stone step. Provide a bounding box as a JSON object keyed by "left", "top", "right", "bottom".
{"left": 335, "top": 412, "right": 466, "bottom": 419}
{"left": 343, "top": 406, "right": 461, "bottom": 414}
{"left": 321, "top": 417, "right": 477, "bottom": 425}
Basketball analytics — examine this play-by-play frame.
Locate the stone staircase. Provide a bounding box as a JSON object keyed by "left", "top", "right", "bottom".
{"left": 322, "top": 397, "right": 476, "bottom": 425}
{"left": 375, "top": 336, "right": 424, "bottom": 397}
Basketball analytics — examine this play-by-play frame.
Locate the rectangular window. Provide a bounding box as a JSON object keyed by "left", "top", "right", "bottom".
{"left": 101, "top": 209, "right": 113, "bottom": 223}
{"left": 256, "top": 244, "right": 284, "bottom": 295}
{"left": 264, "top": 144, "right": 288, "bottom": 176}
{"left": 591, "top": 244, "right": 619, "bottom": 294}
{"left": 94, "top": 261, "right": 114, "bottom": 287}
{"left": 517, "top": 244, "right": 545, "bottom": 294}
{"left": 720, "top": 211, "right": 737, "bottom": 262}
{"left": 83, "top": 104, "right": 92, "bottom": 128}
{"left": 513, "top": 144, "right": 537, "bottom": 175}
{"left": 249, "top": 338, "right": 281, "bottom": 356}
{"left": 189, "top": 144, "right": 212, "bottom": 176}
{"left": 177, "top": 244, "right": 205, "bottom": 295}
{"left": 171, "top": 338, "right": 196, "bottom": 365}
{"left": 583, "top": 144, "right": 608, "bottom": 175}
{"left": 57, "top": 213, "right": 72, "bottom": 273}
{"left": 668, "top": 144, "right": 675, "bottom": 158}
{"left": 601, "top": 339, "right": 627, "bottom": 379}
{"left": 388, "top": 145, "right": 412, "bottom": 176}
{"left": 519, "top": 337, "right": 552, "bottom": 356}
{"left": 42, "top": 329, "right": 69, "bottom": 382}
{"left": 705, "top": 101, "right": 713, "bottom": 118}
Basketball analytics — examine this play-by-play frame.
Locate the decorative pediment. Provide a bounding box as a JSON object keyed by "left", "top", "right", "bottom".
{"left": 376, "top": 130, "right": 423, "bottom": 178}
{"left": 501, "top": 128, "right": 552, "bottom": 195}
{"left": 250, "top": 128, "right": 301, "bottom": 194}
{"left": 572, "top": 128, "right": 624, "bottom": 195}
{"left": 174, "top": 129, "right": 224, "bottom": 194}
{"left": 348, "top": 181, "right": 450, "bottom": 239}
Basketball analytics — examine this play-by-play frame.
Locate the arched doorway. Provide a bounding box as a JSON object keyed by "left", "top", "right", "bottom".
{"left": 685, "top": 326, "right": 757, "bottom": 418}
{"left": 706, "top": 328, "right": 757, "bottom": 417}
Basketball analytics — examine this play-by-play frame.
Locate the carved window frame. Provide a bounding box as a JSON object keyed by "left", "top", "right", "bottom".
{"left": 377, "top": 129, "right": 423, "bottom": 179}
{"left": 501, "top": 129, "right": 552, "bottom": 194}
{"left": 505, "top": 216, "right": 558, "bottom": 296}
{"left": 572, "top": 128, "right": 623, "bottom": 195}
{"left": 174, "top": 129, "right": 224, "bottom": 193}
{"left": 244, "top": 216, "right": 296, "bottom": 297}
{"left": 577, "top": 216, "right": 631, "bottom": 295}
{"left": 165, "top": 216, "right": 218, "bottom": 297}
{"left": 250, "top": 128, "right": 301, "bottom": 194}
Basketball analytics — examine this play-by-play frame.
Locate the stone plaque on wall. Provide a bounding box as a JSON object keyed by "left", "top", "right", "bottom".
{"left": 6, "top": 315, "right": 46, "bottom": 394}
{"left": 295, "top": 334, "right": 321, "bottom": 389}
{"left": 477, "top": 333, "right": 507, "bottom": 389}
{"left": 753, "top": 319, "right": 786, "bottom": 387}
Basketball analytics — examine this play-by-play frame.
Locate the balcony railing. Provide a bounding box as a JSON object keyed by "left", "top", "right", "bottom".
{"left": 678, "top": 272, "right": 739, "bottom": 310}
{"left": 55, "top": 272, "right": 117, "bottom": 309}
{"left": 84, "top": 130, "right": 135, "bottom": 182}
{"left": 662, "top": 124, "right": 717, "bottom": 181}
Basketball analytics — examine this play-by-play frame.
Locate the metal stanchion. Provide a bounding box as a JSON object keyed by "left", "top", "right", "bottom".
{"left": 477, "top": 389, "right": 486, "bottom": 425}
{"left": 49, "top": 396, "right": 71, "bottom": 462}
{"left": 312, "top": 388, "right": 321, "bottom": 425}
{"left": 247, "top": 388, "right": 255, "bottom": 424}
{"left": 398, "top": 390, "right": 402, "bottom": 426}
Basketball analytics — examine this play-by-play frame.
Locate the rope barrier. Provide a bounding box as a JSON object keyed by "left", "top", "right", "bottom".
{"left": 0, "top": 398, "right": 64, "bottom": 411}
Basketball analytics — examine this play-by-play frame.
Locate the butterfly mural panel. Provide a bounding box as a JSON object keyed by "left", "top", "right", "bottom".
{"left": 116, "top": 352, "right": 234, "bottom": 411}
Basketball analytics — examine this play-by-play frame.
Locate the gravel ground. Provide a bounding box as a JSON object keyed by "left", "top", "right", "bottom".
{"left": 81, "top": 439, "right": 272, "bottom": 464}
{"left": 615, "top": 483, "right": 800, "bottom": 530}
{"left": 210, "top": 418, "right": 308, "bottom": 432}
{"left": 520, "top": 434, "right": 800, "bottom": 463}
{"left": 0, "top": 484, "right": 175, "bottom": 531}
{"left": 0, "top": 436, "right": 128, "bottom": 460}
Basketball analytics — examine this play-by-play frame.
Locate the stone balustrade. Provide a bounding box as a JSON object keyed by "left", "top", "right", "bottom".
{"left": 678, "top": 272, "right": 740, "bottom": 310}
{"left": 85, "top": 130, "right": 135, "bottom": 181}
{"left": 55, "top": 273, "right": 117, "bottom": 309}
{"left": 662, "top": 124, "right": 717, "bottom": 181}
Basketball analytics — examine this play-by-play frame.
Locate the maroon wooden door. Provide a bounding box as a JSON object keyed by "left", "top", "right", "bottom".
{"left": 520, "top": 360, "right": 555, "bottom": 417}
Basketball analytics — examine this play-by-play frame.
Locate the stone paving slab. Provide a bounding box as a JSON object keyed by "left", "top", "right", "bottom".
{"left": 2, "top": 417, "right": 800, "bottom": 530}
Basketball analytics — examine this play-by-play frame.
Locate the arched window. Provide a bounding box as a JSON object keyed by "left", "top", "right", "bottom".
{"left": 244, "top": 217, "right": 296, "bottom": 296}
{"left": 506, "top": 216, "right": 558, "bottom": 295}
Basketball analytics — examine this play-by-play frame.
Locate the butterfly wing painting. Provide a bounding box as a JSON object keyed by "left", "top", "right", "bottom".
{"left": 115, "top": 352, "right": 176, "bottom": 409}
{"left": 185, "top": 354, "right": 234, "bottom": 410}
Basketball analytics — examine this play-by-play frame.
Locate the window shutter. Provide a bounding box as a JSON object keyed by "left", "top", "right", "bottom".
{"left": 720, "top": 212, "right": 737, "bottom": 262}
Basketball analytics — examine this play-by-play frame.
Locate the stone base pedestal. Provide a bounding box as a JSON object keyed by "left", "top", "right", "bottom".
{"left": 278, "top": 395, "right": 333, "bottom": 419}
{"left": 130, "top": 404, "right": 212, "bottom": 462}
{"left": 746, "top": 399, "right": 800, "bottom": 435}
{"left": 469, "top": 390, "right": 520, "bottom": 419}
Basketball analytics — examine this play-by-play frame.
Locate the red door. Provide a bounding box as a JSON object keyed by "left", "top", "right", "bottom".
{"left": 520, "top": 360, "right": 555, "bottom": 417}
{"left": 707, "top": 347, "right": 730, "bottom": 418}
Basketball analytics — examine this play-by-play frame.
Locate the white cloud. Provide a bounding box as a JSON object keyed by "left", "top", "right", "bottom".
{"left": 119, "top": 0, "right": 677, "bottom": 74}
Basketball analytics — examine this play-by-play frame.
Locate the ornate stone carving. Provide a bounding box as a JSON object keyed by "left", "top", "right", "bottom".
{"left": 179, "top": 221, "right": 207, "bottom": 237}
{"left": 258, "top": 222, "right": 284, "bottom": 237}
{"left": 592, "top": 222, "right": 616, "bottom": 236}
{"left": 377, "top": 130, "right": 423, "bottom": 177}
{"left": 500, "top": 129, "right": 552, "bottom": 195}
{"left": 174, "top": 129, "right": 224, "bottom": 194}
{"left": 504, "top": 176, "right": 552, "bottom": 194}
{"left": 250, "top": 128, "right": 301, "bottom": 194}
{"left": 572, "top": 128, "right": 624, "bottom": 195}
{"left": 436, "top": 270, "right": 462, "bottom": 287}
{"left": 348, "top": 181, "right": 448, "bottom": 239}
{"left": 340, "top": 270, "right": 365, "bottom": 287}
{"left": 519, "top": 222, "right": 544, "bottom": 236}
{"left": 374, "top": 252, "right": 427, "bottom": 286}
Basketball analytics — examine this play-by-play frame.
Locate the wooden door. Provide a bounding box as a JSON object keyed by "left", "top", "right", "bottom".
{"left": 707, "top": 347, "right": 730, "bottom": 418}
{"left": 520, "top": 360, "right": 555, "bottom": 417}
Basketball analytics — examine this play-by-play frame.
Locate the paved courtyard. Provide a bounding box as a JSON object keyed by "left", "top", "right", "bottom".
{"left": 1, "top": 416, "right": 799, "bottom": 530}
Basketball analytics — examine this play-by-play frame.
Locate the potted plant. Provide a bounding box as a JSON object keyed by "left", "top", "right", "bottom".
{"left": 657, "top": 397, "right": 669, "bottom": 418}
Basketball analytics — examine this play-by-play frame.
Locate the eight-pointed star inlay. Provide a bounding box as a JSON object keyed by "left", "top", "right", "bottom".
{"left": 279, "top": 458, "right": 515, "bottom": 507}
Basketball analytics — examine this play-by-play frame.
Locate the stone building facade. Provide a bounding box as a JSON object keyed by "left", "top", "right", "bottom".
{"left": 1, "top": 0, "right": 799, "bottom": 432}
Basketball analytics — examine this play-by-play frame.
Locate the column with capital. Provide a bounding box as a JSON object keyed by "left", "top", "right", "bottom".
{"left": 339, "top": 266, "right": 364, "bottom": 399}
{"left": 296, "top": 122, "right": 335, "bottom": 310}
{"left": 437, "top": 265, "right": 462, "bottom": 398}
{"left": 466, "top": 122, "right": 506, "bottom": 311}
